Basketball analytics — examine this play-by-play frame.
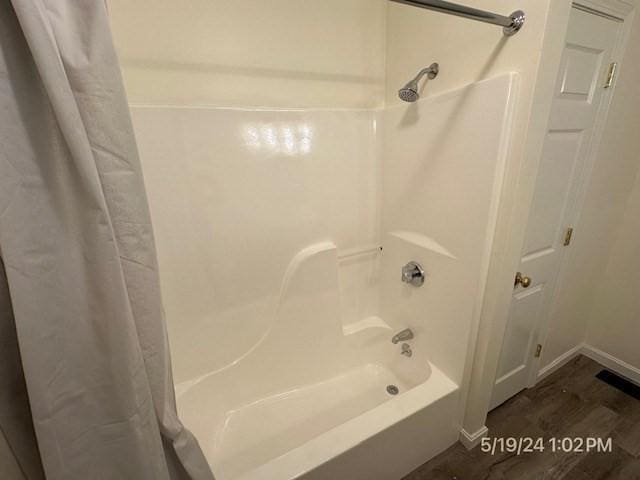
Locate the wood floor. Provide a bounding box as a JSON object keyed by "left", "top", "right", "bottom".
{"left": 405, "top": 355, "right": 640, "bottom": 480}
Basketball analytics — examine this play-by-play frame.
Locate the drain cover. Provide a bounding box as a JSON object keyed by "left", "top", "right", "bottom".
{"left": 386, "top": 385, "right": 399, "bottom": 395}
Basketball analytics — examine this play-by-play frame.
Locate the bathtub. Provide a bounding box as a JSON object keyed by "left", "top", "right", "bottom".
{"left": 176, "top": 242, "right": 460, "bottom": 480}
{"left": 135, "top": 74, "right": 518, "bottom": 479}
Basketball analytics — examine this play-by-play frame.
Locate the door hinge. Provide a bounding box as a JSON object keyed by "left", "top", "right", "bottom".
{"left": 535, "top": 344, "right": 543, "bottom": 358}
{"left": 563, "top": 227, "right": 574, "bottom": 246}
{"left": 604, "top": 62, "right": 618, "bottom": 89}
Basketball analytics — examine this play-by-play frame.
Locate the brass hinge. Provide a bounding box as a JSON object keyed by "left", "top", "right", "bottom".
{"left": 535, "top": 344, "right": 543, "bottom": 358}
{"left": 563, "top": 227, "right": 574, "bottom": 246}
{"left": 604, "top": 62, "right": 618, "bottom": 89}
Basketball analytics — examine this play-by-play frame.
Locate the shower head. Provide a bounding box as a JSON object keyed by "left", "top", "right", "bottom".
{"left": 398, "top": 82, "right": 420, "bottom": 103}
{"left": 398, "top": 63, "right": 439, "bottom": 103}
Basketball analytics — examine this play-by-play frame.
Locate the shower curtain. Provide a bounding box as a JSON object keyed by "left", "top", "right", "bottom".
{"left": 0, "top": 1, "right": 214, "bottom": 479}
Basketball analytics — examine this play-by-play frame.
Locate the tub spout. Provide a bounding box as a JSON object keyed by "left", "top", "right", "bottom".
{"left": 392, "top": 328, "right": 414, "bottom": 344}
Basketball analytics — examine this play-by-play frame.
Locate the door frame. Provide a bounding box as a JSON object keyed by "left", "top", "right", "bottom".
{"left": 524, "top": 0, "right": 636, "bottom": 388}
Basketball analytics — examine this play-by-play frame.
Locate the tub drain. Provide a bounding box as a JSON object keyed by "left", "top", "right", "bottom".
{"left": 386, "top": 385, "right": 399, "bottom": 395}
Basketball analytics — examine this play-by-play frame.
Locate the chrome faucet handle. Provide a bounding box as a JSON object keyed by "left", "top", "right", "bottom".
{"left": 401, "top": 261, "right": 425, "bottom": 287}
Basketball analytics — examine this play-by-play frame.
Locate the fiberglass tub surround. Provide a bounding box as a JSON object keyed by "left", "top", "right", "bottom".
{"left": 133, "top": 73, "right": 516, "bottom": 480}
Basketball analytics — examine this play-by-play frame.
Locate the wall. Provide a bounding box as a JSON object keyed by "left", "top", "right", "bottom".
{"left": 108, "top": 0, "right": 386, "bottom": 108}
{"left": 107, "top": 0, "right": 387, "bottom": 384}
{"left": 386, "top": 0, "right": 573, "bottom": 436}
{"left": 132, "top": 107, "right": 380, "bottom": 384}
{"left": 583, "top": 12, "right": 640, "bottom": 369}
{"left": 386, "top": 0, "right": 549, "bottom": 104}
{"left": 539, "top": 7, "right": 640, "bottom": 370}
{"left": 587, "top": 169, "right": 640, "bottom": 369}
{"left": 380, "top": 75, "right": 517, "bottom": 386}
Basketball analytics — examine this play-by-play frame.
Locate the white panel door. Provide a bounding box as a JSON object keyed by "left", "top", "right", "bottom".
{"left": 491, "top": 6, "right": 621, "bottom": 409}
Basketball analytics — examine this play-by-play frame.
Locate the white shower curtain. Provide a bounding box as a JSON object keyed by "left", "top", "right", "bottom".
{"left": 0, "top": 1, "right": 214, "bottom": 478}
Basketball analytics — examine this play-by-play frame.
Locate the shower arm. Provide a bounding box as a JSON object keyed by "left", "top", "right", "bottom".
{"left": 414, "top": 64, "right": 439, "bottom": 82}
{"left": 389, "top": 0, "right": 525, "bottom": 36}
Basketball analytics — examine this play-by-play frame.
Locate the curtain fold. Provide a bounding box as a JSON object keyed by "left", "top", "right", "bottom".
{"left": 0, "top": 1, "right": 214, "bottom": 478}
{"left": 0, "top": 257, "right": 43, "bottom": 480}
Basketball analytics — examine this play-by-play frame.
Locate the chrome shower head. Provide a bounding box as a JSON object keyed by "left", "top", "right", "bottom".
{"left": 398, "top": 82, "right": 420, "bottom": 103}
{"left": 398, "top": 63, "right": 439, "bottom": 103}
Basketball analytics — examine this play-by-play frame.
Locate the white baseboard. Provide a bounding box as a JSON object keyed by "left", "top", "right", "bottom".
{"left": 536, "top": 343, "right": 640, "bottom": 386}
{"left": 580, "top": 344, "right": 640, "bottom": 384}
{"left": 459, "top": 426, "right": 488, "bottom": 450}
{"left": 537, "top": 344, "right": 583, "bottom": 382}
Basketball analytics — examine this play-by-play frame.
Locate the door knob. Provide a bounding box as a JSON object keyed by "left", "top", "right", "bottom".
{"left": 514, "top": 271, "right": 531, "bottom": 288}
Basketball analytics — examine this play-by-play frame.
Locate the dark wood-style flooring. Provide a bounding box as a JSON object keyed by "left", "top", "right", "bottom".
{"left": 405, "top": 355, "right": 640, "bottom": 480}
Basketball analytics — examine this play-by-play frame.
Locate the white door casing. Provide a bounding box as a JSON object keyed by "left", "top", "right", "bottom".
{"left": 491, "top": 5, "right": 623, "bottom": 409}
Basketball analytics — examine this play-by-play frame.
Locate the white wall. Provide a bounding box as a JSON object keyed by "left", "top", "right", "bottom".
{"left": 587, "top": 169, "right": 640, "bottom": 369}
{"left": 108, "top": 0, "right": 386, "bottom": 108}
{"left": 132, "top": 107, "right": 380, "bottom": 384}
{"left": 386, "top": 0, "right": 550, "bottom": 104}
{"left": 583, "top": 12, "right": 640, "bottom": 369}
{"left": 386, "top": 0, "right": 574, "bottom": 436}
{"left": 380, "top": 75, "right": 517, "bottom": 386}
{"left": 540, "top": 9, "right": 640, "bottom": 371}
{"left": 107, "top": 1, "right": 388, "bottom": 384}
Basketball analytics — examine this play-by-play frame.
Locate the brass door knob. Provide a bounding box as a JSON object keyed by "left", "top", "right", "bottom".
{"left": 514, "top": 271, "right": 532, "bottom": 288}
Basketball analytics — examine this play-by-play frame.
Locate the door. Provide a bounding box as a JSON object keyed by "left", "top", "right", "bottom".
{"left": 491, "top": 5, "right": 622, "bottom": 409}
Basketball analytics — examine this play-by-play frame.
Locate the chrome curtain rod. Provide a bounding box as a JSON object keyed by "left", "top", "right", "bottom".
{"left": 389, "top": 0, "right": 525, "bottom": 36}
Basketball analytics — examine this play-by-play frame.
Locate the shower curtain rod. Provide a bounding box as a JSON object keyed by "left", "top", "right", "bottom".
{"left": 389, "top": 0, "right": 525, "bottom": 36}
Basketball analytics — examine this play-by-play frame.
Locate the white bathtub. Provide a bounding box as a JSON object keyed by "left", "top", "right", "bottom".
{"left": 176, "top": 243, "right": 460, "bottom": 480}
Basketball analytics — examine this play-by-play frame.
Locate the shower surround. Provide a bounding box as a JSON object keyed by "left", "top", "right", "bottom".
{"left": 132, "top": 74, "right": 516, "bottom": 479}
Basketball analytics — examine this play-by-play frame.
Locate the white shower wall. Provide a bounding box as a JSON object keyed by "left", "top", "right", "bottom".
{"left": 131, "top": 71, "right": 516, "bottom": 391}
{"left": 380, "top": 75, "right": 516, "bottom": 386}
{"left": 110, "top": 0, "right": 391, "bottom": 385}
{"left": 132, "top": 107, "right": 381, "bottom": 384}
{"left": 129, "top": 76, "right": 516, "bottom": 479}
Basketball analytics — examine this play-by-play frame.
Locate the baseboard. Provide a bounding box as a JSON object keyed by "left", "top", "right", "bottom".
{"left": 536, "top": 344, "right": 640, "bottom": 386}
{"left": 537, "top": 344, "right": 583, "bottom": 382}
{"left": 459, "top": 426, "right": 488, "bottom": 450}
{"left": 581, "top": 344, "right": 640, "bottom": 385}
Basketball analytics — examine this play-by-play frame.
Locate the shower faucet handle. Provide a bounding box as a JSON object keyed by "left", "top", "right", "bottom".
{"left": 401, "top": 261, "right": 425, "bottom": 287}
